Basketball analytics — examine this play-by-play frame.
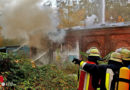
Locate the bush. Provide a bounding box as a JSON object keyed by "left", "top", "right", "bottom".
{"left": 0, "top": 52, "right": 78, "bottom": 89}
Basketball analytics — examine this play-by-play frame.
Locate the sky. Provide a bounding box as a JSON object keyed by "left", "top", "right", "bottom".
{"left": 50, "top": 0, "right": 57, "bottom": 8}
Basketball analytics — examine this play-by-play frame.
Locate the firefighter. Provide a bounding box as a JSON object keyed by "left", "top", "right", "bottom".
{"left": 73, "top": 58, "right": 99, "bottom": 90}
{"left": 107, "top": 52, "right": 123, "bottom": 73}
{"left": 73, "top": 51, "right": 123, "bottom": 90}
{"left": 116, "top": 48, "right": 130, "bottom": 90}
{"left": 73, "top": 47, "right": 103, "bottom": 90}
{"left": 86, "top": 47, "right": 102, "bottom": 64}
{"left": 106, "top": 52, "right": 123, "bottom": 90}
{"left": 119, "top": 48, "right": 130, "bottom": 67}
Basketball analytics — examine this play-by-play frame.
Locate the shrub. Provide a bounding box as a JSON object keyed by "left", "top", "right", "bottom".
{"left": 0, "top": 52, "right": 78, "bottom": 89}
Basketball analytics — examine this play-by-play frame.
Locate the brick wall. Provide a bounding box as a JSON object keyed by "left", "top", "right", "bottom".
{"left": 65, "top": 26, "right": 130, "bottom": 56}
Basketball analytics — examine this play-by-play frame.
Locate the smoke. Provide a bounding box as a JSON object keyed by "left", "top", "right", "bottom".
{"left": 85, "top": 14, "right": 97, "bottom": 25}
{"left": 0, "top": 0, "right": 66, "bottom": 49}
{"left": 115, "top": 48, "right": 122, "bottom": 53}
{"left": 88, "top": 0, "right": 95, "bottom": 3}
{"left": 0, "top": 0, "right": 11, "bottom": 9}
{"left": 48, "top": 30, "right": 66, "bottom": 43}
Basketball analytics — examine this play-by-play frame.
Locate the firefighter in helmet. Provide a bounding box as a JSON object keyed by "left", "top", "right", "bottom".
{"left": 108, "top": 52, "right": 123, "bottom": 72}
{"left": 86, "top": 47, "right": 102, "bottom": 64}
{"left": 115, "top": 48, "right": 130, "bottom": 90}
{"left": 119, "top": 48, "right": 130, "bottom": 67}
{"left": 72, "top": 50, "right": 123, "bottom": 90}
{"left": 73, "top": 47, "right": 103, "bottom": 89}
{"left": 106, "top": 52, "right": 123, "bottom": 90}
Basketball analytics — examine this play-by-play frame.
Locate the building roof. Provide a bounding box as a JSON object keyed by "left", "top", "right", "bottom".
{"left": 65, "top": 22, "right": 130, "bottom": 31}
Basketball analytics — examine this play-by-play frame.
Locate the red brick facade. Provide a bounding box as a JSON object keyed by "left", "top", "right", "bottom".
{"left": 65, "top": 26, "right": 130, "bottom": 56}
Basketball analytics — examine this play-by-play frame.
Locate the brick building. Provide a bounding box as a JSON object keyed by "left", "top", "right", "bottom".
{"left": 65, "top": 25, "right": 130, "bottom": 57}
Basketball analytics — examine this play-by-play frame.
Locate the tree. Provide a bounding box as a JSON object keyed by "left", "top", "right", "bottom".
{"left": 57, "top": 0, "right": 86, "bottom": 29}
{"left": 105, "top": 1, "right": 130, "bottom": 23}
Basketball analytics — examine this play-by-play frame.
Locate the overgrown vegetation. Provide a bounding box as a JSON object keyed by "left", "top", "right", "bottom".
{"left": 0, "top": 51, "right": 112, "bottom": 89}
{"left": 0, "top": 52, "right": 78, "bottom": 89}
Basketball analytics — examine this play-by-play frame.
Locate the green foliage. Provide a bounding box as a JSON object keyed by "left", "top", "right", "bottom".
{"left": 80, "top": 51, "right": 88, "bottom": 58}
{"left": 80, "top": 51, "right": 88, "bottom": 61}
{"left": 62, "top": 60, "right": 79, "bottom": 74}
{"left": 103, "top": 51, "right": 113, "bottom": 61}
{"left": 0, "top": 52, "right": 26, "bottom": 85}
{"left": 0, "top": 52, "right": 77, "bottom": 89}
{"left": 98, "top": 52, "right": 114, "bottom": 65}
{"left": 0, "top": 52, "right": 10, "bottom": 61}
{"left": 16, "top": 64, "right": 77, "bottom": 89}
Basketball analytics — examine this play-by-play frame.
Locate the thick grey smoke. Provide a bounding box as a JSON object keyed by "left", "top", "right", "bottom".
{"left": 0, "top": 0, "right": 65, "bottom": 49}
{"left": 0, "top": 0, "right": 11, "bottom": 9}
{"left": 48, "top": 30, "right": 66, "bottom": 43}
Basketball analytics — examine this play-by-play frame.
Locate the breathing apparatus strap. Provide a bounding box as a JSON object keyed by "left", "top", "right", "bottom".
{"left": 117, "top": 78, "right": 130, "bottom": 83}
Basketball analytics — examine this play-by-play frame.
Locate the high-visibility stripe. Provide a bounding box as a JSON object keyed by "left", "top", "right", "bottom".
{"left": 83, "top": 71, "right": 95, "bottom": 90}
{"left": 83, "top": 73, "right": 88, "bottom": 90}
{"left": 105, "top": 73, "right": 110, "bottom": 90}
{"left": 80, "top": 61, "right": 84, "bottom": 66}
{"left": 80, "top": 61, "right": 86, "bottom": 68}
{"left": 79, "top": 61, "right": 96, "bottom": 90}
{"left": 78, "top": 70, "right": 86, "bottom": 90}
{"left": 79, "top": 71, "right": 91, "bottom": 90}
{"left": 86, "top": 73, "right": 90, "bottom": 90}
{"left": 105, "top": 69, "right": 114, "bottom": 90}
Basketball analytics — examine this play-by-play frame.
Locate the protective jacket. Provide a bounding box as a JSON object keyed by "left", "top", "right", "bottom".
{"left": 80, "top": 61, "right": 99, "bottom": 89}
{"left": 80, "top": 61, "right": 108, "bottom": 90}
{"left": 107, "top": 60, "right": 123, "bottom": 90}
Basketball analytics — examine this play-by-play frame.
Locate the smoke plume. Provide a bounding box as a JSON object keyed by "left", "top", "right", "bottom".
{"left": 0, "top": 0, "right": 65, "bottom": 49}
